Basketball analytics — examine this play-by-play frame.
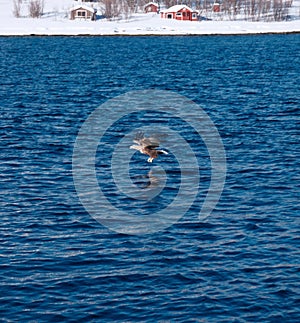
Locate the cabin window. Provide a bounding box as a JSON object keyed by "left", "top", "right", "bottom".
{"left": 77, "top": 10, "right": 86, "bottom": 17}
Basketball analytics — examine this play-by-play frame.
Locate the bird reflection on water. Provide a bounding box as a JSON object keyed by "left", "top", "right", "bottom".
{"left": 132, "top": 170, "right": 160, "bottom": 190}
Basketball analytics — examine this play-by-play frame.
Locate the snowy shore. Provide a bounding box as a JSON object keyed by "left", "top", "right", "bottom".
{"left": 0, "top": 0, "right": 299, "bottom": 36}
{"left": 1, "top": 16, "right": 300, "bottom": 36}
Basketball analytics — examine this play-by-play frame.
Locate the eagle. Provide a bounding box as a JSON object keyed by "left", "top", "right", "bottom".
{"left": 130, "top": 132, "right": 168, "bottom": 163}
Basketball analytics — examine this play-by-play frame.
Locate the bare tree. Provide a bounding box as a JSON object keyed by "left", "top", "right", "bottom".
{"left": 122, "top": 1, "right": 131, "bottom": 19}
{"left": 104, "top": 0, "right": 121, "bottom": 19}
{"left": 164, "top": 0, "right": 178, "bottom": 9}
{"left": 28, "top": 0, "right": 44, "bottom": 18}
{"left": 273, "top": 0, "right": 284, "bottom": 20}
{"left": 125, "top": 0, "right": 136, "bottom": 13}
{"left": 13, "top": 0, "right": 22, "bottom": 18}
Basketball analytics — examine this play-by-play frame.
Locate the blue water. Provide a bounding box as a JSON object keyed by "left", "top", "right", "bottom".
{"left": 1, "top": 35, "right": 299, "bottom": 321}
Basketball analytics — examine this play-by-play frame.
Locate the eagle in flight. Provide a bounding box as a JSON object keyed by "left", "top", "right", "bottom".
{"left": 130, "top": 132, "right": 168, "bottom": 163}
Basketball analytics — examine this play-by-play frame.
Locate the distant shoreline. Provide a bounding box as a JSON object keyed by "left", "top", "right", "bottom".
{"left": 0, "top": 31, "right": 299, "bottom": 37}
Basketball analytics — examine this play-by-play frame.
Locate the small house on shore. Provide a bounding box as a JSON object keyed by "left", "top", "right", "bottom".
{"left": 160, "top": 5, "right": 198, "bottom": 21}
{"left": 70, "top": 5, "right": 97, "bottom": 20}
{"left": 144, "top": 2, "right": 159, "bottom": 13}
{"left": 212, "top": 3, "right": 221, "bottom": 12}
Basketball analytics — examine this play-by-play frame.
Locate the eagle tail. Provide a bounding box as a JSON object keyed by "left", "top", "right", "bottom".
{"left": 157, "top": 150, "right": 168, "bottom": 155}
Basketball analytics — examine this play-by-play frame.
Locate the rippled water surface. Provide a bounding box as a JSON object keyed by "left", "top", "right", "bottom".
{"left": 1, "top": 35, "right": 299, "bottom": 322}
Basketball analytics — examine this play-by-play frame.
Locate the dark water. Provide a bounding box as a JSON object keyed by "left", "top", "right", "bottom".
{"left": 1, "top": 35, "right": 299, "bottom": 321}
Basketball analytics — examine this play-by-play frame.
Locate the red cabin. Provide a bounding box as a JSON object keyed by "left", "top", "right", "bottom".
{"left": 70, "top": 5, "right": 97, "bottom": 20}
{"left": 160, "top": 5, "right": 198, "bottom": 21}
{"left": 144, "top": 2, "right": 159, "bottom": 14}
{"left": 212, "top": 3, "right": 221, "bottom": 12}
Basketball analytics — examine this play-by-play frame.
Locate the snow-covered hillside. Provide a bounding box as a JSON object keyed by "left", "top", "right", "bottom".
{"left": 0, "top": 0, "right": 299, "bottom": 35}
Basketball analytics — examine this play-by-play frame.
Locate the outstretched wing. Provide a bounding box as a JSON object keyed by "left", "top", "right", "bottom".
{"left": 129, "top": 144, "right": 144, "bottom": 152}
{"left": 133, "top": 132, "right": 160, "bottom": 148}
